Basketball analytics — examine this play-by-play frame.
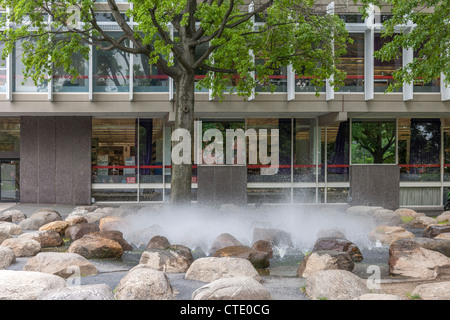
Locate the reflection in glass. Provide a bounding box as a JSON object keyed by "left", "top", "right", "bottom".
{"left": 13, "top": 39, "right": 48, "bottom": 92}
{"left": 133, "top": 54, "right": 169, "bottom": 92}
{"left": 337, "top": 33, "right": 364, "bottom": 92}
{"left": 398, "top": 118, "right": 440, "bottom": 181}
{"left": 247, "top": 188, "right": 291, "bottom": 204}
{"left": 139, "top": 119, "right": 164, "bottom": 183}
{"left": 0, "top": 118, "right": 20, "bottom": 152}
{"left": 53, "top": 52, "right": 89, "bottom": 92}
{"left": 195, "top": 42, "right": 209, "bottom": 92}
{"left": 374, "top": 34, "right": 402, "bottom": 92}
{"left": 246, "top": 118, "right": 291, "bottom": 182}
{"left": 327, "top": 122, "right": 349, "bottom": 182}
{"left": 255, "top": 58, "right": 287, "bottom": 93}
{"left": 351, "top": 119, "right": 396, "bottom": 164}
{"left": 93, "top": 32, "right": 129, "bottom": 92}
{"left": 294, "top": 119, "right": 316, "bottom": 182}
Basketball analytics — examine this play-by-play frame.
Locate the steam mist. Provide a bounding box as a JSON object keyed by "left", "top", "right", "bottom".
{"left": 117, "top": 204, "right": 379, "bottom": 256}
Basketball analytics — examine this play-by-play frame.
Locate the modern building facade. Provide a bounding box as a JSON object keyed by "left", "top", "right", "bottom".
{"left": 0, "top": 1, "right": 449, "bottom": 208}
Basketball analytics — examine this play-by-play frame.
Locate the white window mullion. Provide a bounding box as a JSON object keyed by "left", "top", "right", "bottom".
{"left": 365, "top": 5, "right": 375, "bottom": 101}
{"left": 326, "top": 2, "right": 335, "bottom": 101}
{"left": 442, "top": 73, "right": 450, "bottom": 101}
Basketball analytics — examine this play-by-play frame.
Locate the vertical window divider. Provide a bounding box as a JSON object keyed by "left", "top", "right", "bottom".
{"left": 442, "top": 73, "right": 450, "bottom": 101}
{"left": 324, "top": 125, "right": 328, "bottom": 203}
{"left": 48, "top": 14, "right": 53, "bottom": 102}
{"left": 441, "top": 117, "right": 444, "bottom": 207}
{"left": 395, "top": 117, "right": 399, "bottom": 165}
{"left": 129, "top": 4, "right": 134, "bottom": 102}
{"left": 249, "top": 1, "right": 255, "bottom": 101}
{"left": 315, "top": 117, "right": 319, "bottom": 203}
{"left": 326, "top": 2, "right": 335, "bottom": 101}
{"left": 89, "top": 31, "right": 93, "bottom": 102}
{"left": 364, "top": 5, "right": 375, "bottom": 101}
{"left": 137, "top": 118, "right": 140, "bottom": 203}
{"left": 290, "top": 117, "right": 294, "bottom": 203}
{"left": 287, "top": 65, "right": 295, "bottom": 101}
{"left": 169, "top": 24, "right": 174, "bottom": 101}
{"left": 6, "top": 7, "right": 12, "bottom": 101}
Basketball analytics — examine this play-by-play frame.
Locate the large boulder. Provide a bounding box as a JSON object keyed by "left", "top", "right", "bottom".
{"left": 403, "top": 216, "right": 437, "bottom": 229}
{"left": 90, "top": 230, "right": 133, "bottom": 251}
{"left": 372, "top": 209, "right": 402, "bottom": 226}
{"left": 145, "top": 235, "right": 171, "bottom": 250}
{"left": 1, "top": 238, "right": 41, "bottom": 257}
{"left": 214, "top": 246, "right": 270, "bottom": 269}
{"left": 0, "top": 230, "right": 12, "bottom": 244}
{"left": 139, "top": 246, "right": 194, "bottom": 273}
{"left": 114, "top": 265, "right": 174, "bottom": 300}
{"left": 67, "top": 207, "right": 120, "bottom": 224}
{"left": 209, "top": 233, "right": 243, "bottom": 254}
{"left": 38, "top": 284, "right": 114, "bottom": 300}
{"left": 185, "top": 257, "right": 261, "bottom": 283}
{"left": 436, "top": 233, "right": 450, "bottom": 240}
{"left": 436, "top": 212, "right": 450, "bottom": 223}
{"left": 422, "top": 224, "right": 450, "bottom": 238}
{"left": 394, "top": 208, "right": 425, "bottom": 218}
{"left": 19, "top": 209, "right": 62, "bottom": 230}
{"left": 0, "top": 246, "right": 15, "bottom": 269}
{"left": 389, "top": 239, "right": 450, "bottom": 280}
{"left": 192, "top": 276, "right": 272, "bottom": 300}
{"left": 368, "top": 226, "right": 415, "bottom": 245}
{"left": 252, "top": 227, "right": 293, "bottom": 248}
{"left": 0, "top": 210, "right": 27, "bottom": 223}
{"left": 18, "top": 230, "right": 64, "bottom": 248}
{"left": 23, "top": 252, "right": 98, "bottom": 278}
{"left": 305, "top": 270, "right": 370, "bottom": 300}
{"left": 406, "top": 237, "right": 450, "bottom": 257}
{"left": 411, "top": 281, "right": 450, "bottom": 300}
{"left": 99, "top": 216, "right": 126, "bottom": 232}
{"left": 0, "top": 221, "right": 22, "bottom": 235}
{"left": 39, "top": 221, "right": 70, "bottom": 236}
{"left": 311, "top": 237, "right": 363, "bottom": 262}
{"left": 251, "top": 240, "right": 273, "bottom": 259}
{"left": 65, "top": 216, "right": 88, "bottom": 226}
{"left": 67, "top": 234, "right": 123, "bottom": 259}
{"left": 0, "top": 270, "right": 67, "bottom": 300}
{"left": 297, "top": 251, "right": 354, "bottom": 278}
{"left": 346, "top": 206, "right": 382, "bottom": 217}
{"left": 65, "top": 222, "right": 100, "bottom": 241}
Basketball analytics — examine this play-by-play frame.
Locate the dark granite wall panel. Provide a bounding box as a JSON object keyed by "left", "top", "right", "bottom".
{"left": 55, "top": 117, "right": 74, "bottom": 204}
{"left": 73, "top": 116, "right": 92, "bottom": 205}
{"left": 349, "top": 164, "right": 400, "bottom": 210}
{"left": 20, "top": 116, "right": 92, "bottom": 205}
{"left": 38, "top": 117, "right": 56, "bottom": 204}
{"left": 197, "top": 165, "right": 247, "bottom": 207}
{"left": 19, "top": 117, "right": 39, "bottom": 203}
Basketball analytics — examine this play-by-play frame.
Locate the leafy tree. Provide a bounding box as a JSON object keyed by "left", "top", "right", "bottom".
{"left": 359, "top": 0, "right": 449, "bottom": 91}
{"left": 0, "top": 0, "right": 349, "bottom": 205}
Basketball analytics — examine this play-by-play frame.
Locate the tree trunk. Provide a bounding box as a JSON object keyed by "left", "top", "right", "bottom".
{"left": 170, "top": 71, "right": 195, "bottom": 206}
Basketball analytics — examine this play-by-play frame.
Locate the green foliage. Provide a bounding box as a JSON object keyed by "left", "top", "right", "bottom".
{"left": 358, "top": 0, "right": 450, "bottom": 91}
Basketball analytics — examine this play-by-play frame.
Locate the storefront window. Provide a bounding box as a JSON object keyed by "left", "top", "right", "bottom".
{"left": 246, "top": 118, "right": 291, "bottom": 182}
{"left": 326, "top": 122, "right": 349, "bottom": 182}
{"left": 351, "top": 119, "right": 396, "bottom": 164}
{"left": 0, "top": 118, "right": 20, "bottom": 152}
{"left": 374, "top": 34, "right": 402, "bottom": 92}
{"left": 138, "top": 119, "right": 164, "bottom": 183}
{"left": 398, "top": 118, "right": 440, "bottom": 181}
{"left": 294, "top": 119, "right": 317, "bottom": 182}
{"left": 93, "top": 32, "right": 130, "bottom": 92}
{"left": 337, "top": 33, "right": 364, "bottom": 92}
{"left": 91, "top": 119, "right": 137, "bottom": 184}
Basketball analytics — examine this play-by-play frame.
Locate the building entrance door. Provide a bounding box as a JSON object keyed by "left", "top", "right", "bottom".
{"left": 0, "top": 160, "right": 19, "bottom": 202}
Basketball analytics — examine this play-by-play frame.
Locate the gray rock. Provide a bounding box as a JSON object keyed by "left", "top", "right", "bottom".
{"left": 18, "top": 209, "right": 62, "bottom": 230}
{"left": 209, "top": 233, "right": 243, "bottom": 254}
{"left": 305, "top": 270, "right": 370, "bottom": 300}
{"left": 297, "top": 251, "right": 354, "bottom": 278}
{"left": 252, "top": 227, "right": 293, "bottom": 248}
{"left": 185, "top": 257, "right": 261, "bottom": 283}
{"left": 0, "top": 210, "right": 27, "bottom": 223}
{"left": 1, "top": 238, "right": 41, "bottom": 257}
{"left": 37, "top": 284, "right": 113, "bottom": 300}
{"left": 192, "top": 276, "right": 272, "bottom": 300}
{"left": 139, "top": 246, "right": 194, "bottom": 273}
{"left": 411, "top": 281, "right": 450, "bottom": 300}
{"left": 23, "top": 252, "right": 98, "bottom": 279}
{"left": 0, "top": 246, "right": 15, "bottom": 269}
{"left": 0, "top": 270, "right": 67, "bottom": 300}
{"left": 356, "top": 294, "right": 404, "bottom": 300}
{"left": 0, "top": 221, "right": 22, "bottom": 235}
{"left": 114, "top": 264, "right": 174, "bottom": 300}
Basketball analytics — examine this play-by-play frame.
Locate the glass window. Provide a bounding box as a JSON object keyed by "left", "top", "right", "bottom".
{"left": 413, "top": 49, "right": 440, "bottom": 93}
{"left": 0, "top": 42, "right": 6, "bottom": 92}
{"left": 195, "top": 42, "right": 209, "bottom": 92}
{"left": 293, "top": 188, "right": 316, "bottom": 203}
{"left": 247, "top": 188, "right": 291, "bottom": 204}
{"left": 246, "top": 118, "right": 291, "bottom": 182}
{"left": 295, "top": 74, "right": 325, "bottom": 93}
{"left": 374, "top": 34, "right": 402, "bottom": 92}
{"left": 444, "top": 119, "right": 450, "bottom": 181}
{"left": 337, "top": 33, "right": 364, "bottom": 92}
{"left": 351, "top": 119, "right": 396, "bottom": 164}
{"left": 53, "top": 51, "right": 89, "bottom": 92}
{"left": 92, "top": 119, "right": 136, "bottom": 184}
{"left": 398, "top": 118, "right": 440, "bottom": 181}
{"left": 255, "top": 57, "right": 287, "bottom": 93}
{"left": 13, "top": 39, "right": 48, "bottom": 92}
{"left": 326, "top": 187, "right": 349, "bottom": 203}
{"left": 400, "top": 187, "right": 441, "bottom": 206}
{"left": 326, "top": 122, "right": 349, "bottom": 182}
{"left": 93, "top": 32, "right": 130, "bottom": 92}
{"left": 133, "top": 54, "right": 169, "bottom": 92}
{"left": 0, "top": 118, "right": 20, "bottom": 152}
{"left": 294, "top": 119, "right": 317, "bottom": 182}
{"left": 139, "top": 119, "right": 164, "bottom": 183}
